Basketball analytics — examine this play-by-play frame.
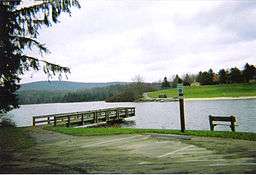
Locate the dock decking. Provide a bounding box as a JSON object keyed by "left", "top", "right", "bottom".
{"left": 32, "top": 107, "right": 135, "bottom": 127}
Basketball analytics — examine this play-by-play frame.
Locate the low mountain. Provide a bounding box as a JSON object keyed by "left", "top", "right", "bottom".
{"left": 19, "top": 81, "right": 127, "bottom": 91}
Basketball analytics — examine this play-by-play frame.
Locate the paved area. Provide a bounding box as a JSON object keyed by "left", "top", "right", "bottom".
{"left": 1, "top": 128, "right": 256, "bottom": 173}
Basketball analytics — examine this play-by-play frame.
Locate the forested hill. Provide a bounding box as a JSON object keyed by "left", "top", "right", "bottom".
{"left": 19, "top": 81, "right": 128, "bottom": 91}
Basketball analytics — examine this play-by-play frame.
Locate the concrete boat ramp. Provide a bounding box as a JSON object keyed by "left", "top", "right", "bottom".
{"left": 1, "top": 128, "right": 255, "bottom": 173}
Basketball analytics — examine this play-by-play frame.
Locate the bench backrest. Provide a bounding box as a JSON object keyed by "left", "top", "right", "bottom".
{"left": 209, "top": 115, "right": 236, "bottom": 122}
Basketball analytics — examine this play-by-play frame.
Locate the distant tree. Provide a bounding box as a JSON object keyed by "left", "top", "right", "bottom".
{"left": 0, "top": 0, "right": 80, "bottom": 113}
{"left": 228, "top": 67, "right": 243, "bottom": 83}
{"left": 196, "top": 71, "right": 207, "bottom": 85}
{"left": 183, "top": 74, "right": 192, "bottom": 86}
{"left": 196, "top": 71, "right": 203, "bottom": 83}
{"left": 243, "top": 63, "right": 256, "bottom": 82}
{"left": 218, "top": 69, "right": 228, "bottom": 84}
{"left": 131, "top": 74, "right": 145, "bottom": 98}
{"left": 196, "top": 69, "right": 216, "bottom": 85}
{"left": 189, "top": 74, "right": 197, "bottom": 84}
{"left": 208, "top": 69, "right": 215, "bottom": 85}
{"left": 172, "top": 74, "right": 182, "bottom": 87}
{"left": 200, "top": 72, "right": 209, "bottom": 85}
{"left": 161, "top": 76, "right": 170, "bottom": 89}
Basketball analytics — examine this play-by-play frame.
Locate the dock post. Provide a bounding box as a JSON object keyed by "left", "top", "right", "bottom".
{"left": 116, "top": 109, "right": 120, "bottom": 120}
{"left": 67, "top": 116, "right": 71, "bottom": 127}
{"left": 125, "top": 108, "right": 128, "bottom": 118}
{"left": 54, "top": 117, "right": 57, "bottom": 126}
{"left": 47, "top": 117, "right": 50, "bottom": 124}
{"left": 94, "top": 112, "right": 98, "bottom": 123}
{"left": 106, "top": 111, "right": 109, "bottom": 122}
{"left": 81, "top": 114, "right": 84, "bottom": 125}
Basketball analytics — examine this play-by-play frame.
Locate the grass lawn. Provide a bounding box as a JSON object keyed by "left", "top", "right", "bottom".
{"left": 148, "top": 83, "right": 256, "bottom": 98}
{"left": 46, "top": 127, "right": 256, "bottom": 141}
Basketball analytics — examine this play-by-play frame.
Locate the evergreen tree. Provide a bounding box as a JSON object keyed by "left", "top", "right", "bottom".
{"left": 228, "top": 67, "right": 243, "bottom": 83}
{"left": 196, "top": 71, "right": 203, "bottom": 83}
{"left": 218, "top": 69, "right": 228, "bottom": 84}
{"left": 161, "top": 76, "right": 170, "bottom": 88}
{"left": 207, "top": 69, "right": 215, "bottom": 85}
{"left": 183, "top": 74, "right": 191, "bottom": 86}
{"left": 0, "top": 0, "right": 80, "bottom": 113}
{"left": 243, "top": 63, "right": 256, "bottom": 82}
{"left": 172, "top": 74, "right": 182, "bottom": 87}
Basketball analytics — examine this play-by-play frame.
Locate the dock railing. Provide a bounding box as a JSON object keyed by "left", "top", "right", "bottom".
{"left": 32, "top": 107, "right": 135, "bottom": 127}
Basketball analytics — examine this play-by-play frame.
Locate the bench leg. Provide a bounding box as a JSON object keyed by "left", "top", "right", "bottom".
{"left": 210, "top": 124, "right": 214, "bottom": 131}
{"left": 209, "top": 118, "right": 214, "bottom": 131}
{"left": 230, "top": 122, "right": 235, "bottom": 132}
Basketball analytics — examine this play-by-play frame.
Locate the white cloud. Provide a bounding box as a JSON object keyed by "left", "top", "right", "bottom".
{"left": 21, "top": 0, "right": 256, "bottom": 83}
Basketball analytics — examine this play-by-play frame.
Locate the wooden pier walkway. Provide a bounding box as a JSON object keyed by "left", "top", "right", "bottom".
{"left": 32, "top": 107, "right": 135, "bottom": 127}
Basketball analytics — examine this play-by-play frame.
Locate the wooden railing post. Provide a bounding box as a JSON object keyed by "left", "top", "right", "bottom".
{"left": 81, "top": 114, "right": 84, "bottom": 125}
{"left": 116, "top": 109, "right": 119, "bottom": 120}
{"left": 47, "top": 117, "right": 50, "bottom": 124}
{"left": 94, "top": 112, "right": 98, "bottom": 123}
{"left": 67, "top": 116, "right": 71, "bottom": 127}
{"left": 54, "top": 117, "right": 57, "bottom": 126}
{"left": 125, "top": 108, "right": 128, "bottom": 118}
{"left": 132, "top": 107, "right": 135, "bottom": 115}
{"left": 106, "top": 111, "right": 109, "bottom": 122}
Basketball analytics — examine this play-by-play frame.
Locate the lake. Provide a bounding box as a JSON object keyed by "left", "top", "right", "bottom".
{"left": 5, "top": 99, "right": 256, "bottom": 133}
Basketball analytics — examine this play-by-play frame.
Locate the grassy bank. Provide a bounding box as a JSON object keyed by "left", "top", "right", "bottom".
{"left": 0, "top": 127, "right": 34, "bottom": 151}
{"left": 147, "top": 83, "right": 256, "bottom": 99}
{"left": 46, "top": 127, "right": 256, "bottom": 141}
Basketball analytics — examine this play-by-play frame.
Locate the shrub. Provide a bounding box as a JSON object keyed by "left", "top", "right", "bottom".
{"left": 0, "top": 117, "right": 16, "bottom": 127}
{"left": 158, "top": 94, "right": 167, "bottom": 98}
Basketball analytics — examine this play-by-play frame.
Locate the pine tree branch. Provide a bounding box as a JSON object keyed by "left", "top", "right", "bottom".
{"left": 20, "top": 55, "right": 70, "bottom": 77}
{"left": 14, "top": 1, "right": 49, "bottom": 16}
{"left": 11, "top": 35, "right": 49, "bottom": 54}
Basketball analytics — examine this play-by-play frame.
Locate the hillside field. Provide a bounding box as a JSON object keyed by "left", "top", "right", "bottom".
{"left": 147, "top": 83, "right": 256, "bottom": 99}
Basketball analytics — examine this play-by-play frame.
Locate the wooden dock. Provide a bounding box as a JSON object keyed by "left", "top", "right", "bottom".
{"left": 32, "top": 107, "right": 135, "bottom": 127}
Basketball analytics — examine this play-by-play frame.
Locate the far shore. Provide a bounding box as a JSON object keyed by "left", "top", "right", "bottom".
{"left": 141, "top": 93, "right": 256, "bottom": 102}
{"left": 185, "top": 96, "right": 256, "bottom": 101}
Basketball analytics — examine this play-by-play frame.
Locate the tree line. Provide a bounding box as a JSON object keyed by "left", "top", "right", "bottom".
{"left": 17, "top": 82, "right": 156, "bottom": 104}
{"left": 18, "top": 84, "right": 127, "bottom": 104}
{"left": 161, "top": 63, "right": 256, "bottom": 88}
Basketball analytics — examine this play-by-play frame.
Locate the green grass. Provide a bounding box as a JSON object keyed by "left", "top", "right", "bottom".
{"left": 148, "top": 83, "right": 256, "bottom": 98}
{"left": 0, "top": 127, "right": 34, "bottom": 151}
{"left": 46, "top": 127, "right": 256, "bottom": 141}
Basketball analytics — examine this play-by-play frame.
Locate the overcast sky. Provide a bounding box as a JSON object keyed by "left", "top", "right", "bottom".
{"left": 21, "top": 0, "right": 256, "bottom": 83}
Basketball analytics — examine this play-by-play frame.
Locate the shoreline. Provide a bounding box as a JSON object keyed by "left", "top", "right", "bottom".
{"left": 185, "top": 96, "right": 256, "bottom": 101}
{"left": 141, "top": 93, "right": 256, "bottom": 102}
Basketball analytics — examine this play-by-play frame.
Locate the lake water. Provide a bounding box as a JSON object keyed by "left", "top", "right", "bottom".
{"left": 5, "top": 99, "right": 256, "bottom": 133}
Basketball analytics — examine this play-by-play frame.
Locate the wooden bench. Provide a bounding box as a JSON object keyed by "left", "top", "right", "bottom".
{"left": 209, "top": 115, "right": 237, "bottom": 132}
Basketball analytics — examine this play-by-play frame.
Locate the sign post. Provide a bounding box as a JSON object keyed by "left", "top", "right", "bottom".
{"left": 177, "top": 83, "right": 185, "bottom": 132}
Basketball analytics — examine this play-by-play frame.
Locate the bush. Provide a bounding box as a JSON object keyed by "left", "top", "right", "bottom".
{"left": 158, "top": 94, "right": 167, "bottom": 98}
{"left": 0, "top": 117, "right": 16, "bottom": 127}
{"left": 105, "top": 90, "right": 137, "bottom": 102}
